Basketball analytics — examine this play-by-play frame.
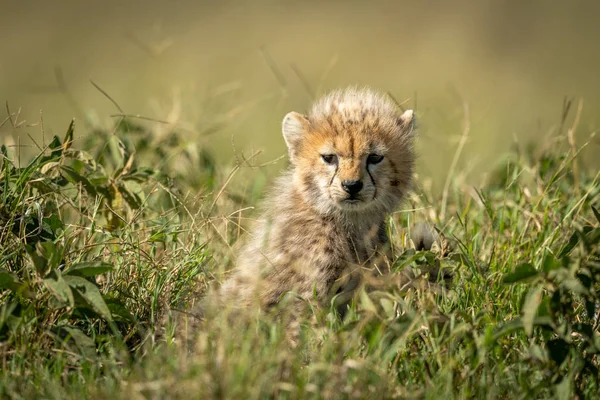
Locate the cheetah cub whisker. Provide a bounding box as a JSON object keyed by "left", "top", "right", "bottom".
{"left": 215, "top": 87, "right": 416, "bottom": 318}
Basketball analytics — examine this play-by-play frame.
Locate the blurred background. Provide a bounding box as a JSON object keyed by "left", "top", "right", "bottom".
{"left": 1, "top": 0, "right": 599, "bottom": 192}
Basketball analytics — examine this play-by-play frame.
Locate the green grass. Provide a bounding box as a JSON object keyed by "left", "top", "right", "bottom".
{"left": 0, "top": 107, "right": 599, "bottom": 399}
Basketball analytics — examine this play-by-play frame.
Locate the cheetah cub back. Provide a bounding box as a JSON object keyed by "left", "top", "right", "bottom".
{"left": 218, "top": 87, "right": 415, "bottom": 316}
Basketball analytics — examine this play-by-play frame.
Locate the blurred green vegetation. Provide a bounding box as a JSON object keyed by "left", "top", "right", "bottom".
{"left": 1, "top": 98, "right": 599, "bottom": 399}
{"left": 2, "top": 2, "right": 600, "bottom": 398}
{"left": 1, "top": 0, "right": 599, "bottom": 192}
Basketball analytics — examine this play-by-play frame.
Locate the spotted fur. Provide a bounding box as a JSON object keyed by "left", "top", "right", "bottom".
{"left": 218, "top": 87, "right": 416, "bottom": 315}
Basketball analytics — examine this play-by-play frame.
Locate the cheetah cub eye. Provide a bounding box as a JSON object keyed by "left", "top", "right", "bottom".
{"left": 366, "top": 154, "right": 384, "bottom": 164}
{"left": 321, "top": 154, "right": 338, "bottom": 165}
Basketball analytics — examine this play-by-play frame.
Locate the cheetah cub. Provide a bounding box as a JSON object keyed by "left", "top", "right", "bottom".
{"left": 218, "top": 87, "right": 415, "bottom": 316}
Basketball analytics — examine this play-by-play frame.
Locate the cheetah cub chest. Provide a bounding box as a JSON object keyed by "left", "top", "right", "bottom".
{"left": 219, "top": 87, "right": 415, "bottom": 315}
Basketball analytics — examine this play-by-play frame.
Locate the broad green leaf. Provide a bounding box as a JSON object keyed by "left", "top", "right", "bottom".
{"left": 585, "top": 300, "right": 595, "bottom": 320}
{"left": 44, "top": 215, "right": 64, "bottom": 233}
{"left": 359, "top": 290, "right": 378, "bottom": 314}
{"left": 56, "top": 326, "right": 95, "bottom": 359}
{"left": 44, "top": 270, "right": 74, "bottom": 308}
{"left": 547, "top": 338, "right": 570, "bottom": 366}
{"left": 522, "top": 285, "right": 543, "bottom": 336}
{"left": 107, "top": 135, "right": 125, "bottom": 169}
{"left": 561, "top": 278, "right": 588, "bottom": 295}
{"left": 576, "top": 270, "right": 592, "bottom": 289}
{"left": 0, "top": 270, "right": 34, "bottom": 299}
{"left": 0, "top": 270, "right": 20, "bottom": 292}
{"left": 502, "top": 263, "right": 539, "bottom": 284}
{"left": 554, "top": 373, "right": 571, "bottom": 400}
{"left": 64, "top": 276, "right": 112, "bottom": 322}
{"left": 63, "top": 119, "right": 74, "bottom": 150}
{"left": 117, "top": 182, "right": 142, "bottom": 210}
{"left": 148, "top": 230, "right": 167, "bottom": 243}
{"left": 122, "top": 168, "right": 154, "bottom": 182}
{"left": 36, "top": 241, "right": 62, "bottom": 271}
{"left": 542, "top": 253, "right": 561, "bottom": 273}
{"left": 537, "top": 295, "right": 551, "bottom": 318}
{"left": 68, "top": 158, "right": 86, "bottom": 175}
{"left": 60, "top": 166, "right": 98, "bottom": 197}
{"left": 40, "top": 161, "right": 60, "bottom": 175}
{"left": 491, "top": 318, "right": 523, "bottom": 342}
{"left": 492, "top": 316, "right": 553, "bottom": 342}
{"left": 48, "top": 135, "right": 62, "bottom": 157}
{"left": 105, "top": 299, "right": 135, "bottom": 323}
{"left": 529, "top": 344, "right": 547, "bottom": 363}
{"left": 15, "top": 148, "right": 60, "bottom": 190}
{"left": 88, "top": 174, "right": 109, "bottom": 188}
{"left": 392, "top": 249, "right": 435, "bottom": 272}
{"left": 65, "top": 262, "right": 113, "bottom": 277}
{"left": 379, "top": 298, "right": 396, "bottom": 318}
{"left": 586, "top": 227, "right": 600, "bottom": 246}
{"left": 592, "top": 205, "right": 600, "bottom": 224}
{"left": 558, "top": 232, "right": 579, "bottom": 258}
{"left": 29, "top": 177, "right": 62, "bottom": 195}
{"left": 31, "top": 242, "right": 49, "bottom": 275}
{"left": 573, "top": 323, "right": 594, "bottom": 340}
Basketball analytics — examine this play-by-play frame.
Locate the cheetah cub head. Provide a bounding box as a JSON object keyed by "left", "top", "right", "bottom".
{"left": 282, "top": 87, "right": 415, "bottom": 216}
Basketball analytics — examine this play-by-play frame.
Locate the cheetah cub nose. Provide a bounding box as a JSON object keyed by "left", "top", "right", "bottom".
{"left": 341, "top": 180, "right": 363, "bottom": 196}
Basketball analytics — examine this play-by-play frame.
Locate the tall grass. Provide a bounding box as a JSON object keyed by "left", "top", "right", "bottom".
{"left": 0, "top": 103, "right": 599, "bottom": 399}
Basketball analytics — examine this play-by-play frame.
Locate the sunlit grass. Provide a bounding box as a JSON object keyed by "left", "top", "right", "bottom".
{"left": 0, "top": 101, "right": 599, "bottom": 399}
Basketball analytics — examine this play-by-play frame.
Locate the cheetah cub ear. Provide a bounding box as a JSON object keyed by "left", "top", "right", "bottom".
{"left": 282, "top": 111, "right": 310, "bottom": 162}
{"left": 398, "top": 109, "right": 416, "bottom": 134}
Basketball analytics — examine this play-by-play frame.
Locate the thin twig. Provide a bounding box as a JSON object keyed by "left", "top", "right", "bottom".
{"left": 558, "top": 97, "right": 572, "bottom": 135}
{"left": 5, "top": 102, "right": 15, "bottom": 128}
{"left": 567, "top": 98, "right": 583, "bottom": 193}
{"left": 259, "top": 46, "right": 287, "bottom": 92}
{"left": 208, "top": 164, "right": 240, "bottom": 215}
{"left": 316, "top": 54, "right": 338, "bottom": 96}
{"left": 0, "top": 114, "right": 12, "bottom": 131}
{"left": 26, "top": 133, "right": 43, "bottom": 152}
{"left": 291, "top": 63, "right": 315, "bottom": 100}
{"left": 386, "top": 92, "right": 409, "bottom": 112}
{"left": 54, "top": 66, "right": 87, "bottom": 124}
{"left": 441, "top": 102, "right": 470, "bottom": 221}
{"left": 110, "top": 114, "right": 171, "bottom": 124}
{"left": 39, "top": 110, "right": 46, "bottom": 148}
{"left": 90, "top": 80, "right": 124, "bottom": 113}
